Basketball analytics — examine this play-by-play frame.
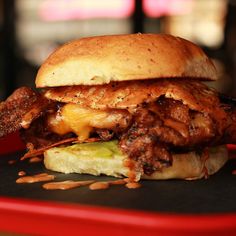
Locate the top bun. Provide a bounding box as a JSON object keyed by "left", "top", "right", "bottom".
{"left": 36, "top": 34, "right": 217, "bottom": 88}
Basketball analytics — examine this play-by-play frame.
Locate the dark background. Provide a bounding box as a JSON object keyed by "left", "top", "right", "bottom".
{"left": 0, "top": 0, "right": 236, "bottom": 99}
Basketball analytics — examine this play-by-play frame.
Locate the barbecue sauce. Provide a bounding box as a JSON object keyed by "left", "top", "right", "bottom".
{"left": 18, "top": 171, "right": 26, "bottom": 176}
{"left": 29, "top": 157, "right": 43, "bottom": 163}
{"left": 16, "top": 173, "right": 55, "bottom": 183}
{"left": 202, "top": 148, "right": 210, "bottom": 179}
{"left": 43, "top": 180, "right": 94, "bottom": 190}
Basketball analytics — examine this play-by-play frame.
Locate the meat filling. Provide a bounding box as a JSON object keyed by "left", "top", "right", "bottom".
{"left": 119, "top": 97, "right": 222, "bottom": 174}
{"left": 21, "top": 96, "right": 229, "bottom": 175}
{"left": 1, "top": 83, "right": 236, "bottom": 176}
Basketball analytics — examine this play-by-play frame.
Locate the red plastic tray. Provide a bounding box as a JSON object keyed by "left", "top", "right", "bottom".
{"left": 0, "top": 197, "right": 235, "bottom": 236}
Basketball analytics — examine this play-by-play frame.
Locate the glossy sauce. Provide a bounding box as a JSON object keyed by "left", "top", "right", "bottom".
{"left": 18, "top": 171, "right": 26, "bottom": 176}
{"left": 109, "top": 179, "right": 126, "bottom": 185}
{"left": 88, "top": 178, "right": 140, "bottom": 190}
{"left": 43, "top": 180, "right": 94, "bottom": 190}
{"left": 128, "top": 171, "right": 138, "bottom": 182}
{"left": 123, "top": 158, "right": 135, "bottom": 168}
{"left": 125, "top": 182, "right": 141, "bottom": 189}
{"left": 89, "top": 182, "right": 110, "bottom": 190}
{"left": 123, "top": 158, "right": 139, "bottom": 183}
{"left": 202, "top": 148, "right": 210, "bottom": 179}
{"left": 29, "top": 157, "right": 43, "bottom": 163}
{"left": 16, "top": 173, "right": 55, "bottom": 184}
{"left": 123, "top": 177, "right": 141, "bottom": 189}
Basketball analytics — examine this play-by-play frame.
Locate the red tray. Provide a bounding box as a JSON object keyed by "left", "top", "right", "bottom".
{"left": 0, "top": 197, "right": 235, "bottom": 236}
{"left": 0, "top": 132, "right": 235, "bottom": 236}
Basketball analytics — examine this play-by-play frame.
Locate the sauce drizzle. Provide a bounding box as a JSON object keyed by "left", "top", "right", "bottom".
{"left": 16, "top": 173, "right": 55, "bottom": 184}
{"left": 89, "top": 182, "right": 110, "bottom": 190}
{"left": 43, "top": 180, "right": 94, "bottom": 190}
{"left": 18, "top": 171, "right": 26, "bottom": 176}
{"left": 125, "top": 182, "right": 141, "bottom": 189}
{"left": 109, "top": 179, "right": 126, "bottom": 185}
{"left": 29, "top": 157, "right": 43, "bottom": 163}
{"left": 202, "top": 148, "right": 210, "bottom": 179}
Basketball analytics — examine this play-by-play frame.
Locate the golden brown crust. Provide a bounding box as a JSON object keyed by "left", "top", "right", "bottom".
{"left": 44, "top": 79, "right": 228, "bottom": 136}
{"left": 36, "top": 34, "right": 217, "bottom": 88}
{"left": 44, "top": 79, "right": 218, "bottom": 111}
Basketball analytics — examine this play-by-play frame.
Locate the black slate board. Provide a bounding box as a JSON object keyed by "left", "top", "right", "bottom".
{"left": 0, "top": 151, "right": 236, "bottom": 214}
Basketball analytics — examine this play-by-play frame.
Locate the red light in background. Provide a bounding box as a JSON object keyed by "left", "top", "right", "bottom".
{"left": 39, "top": 0, "right": 135, "bottom": 21}
{"left": 143, "top": 0, "right": 193, "bottom": 17}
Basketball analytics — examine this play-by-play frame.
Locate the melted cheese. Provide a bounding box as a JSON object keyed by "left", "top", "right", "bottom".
{"left": 48, "top": 104, "right": 129, "bottom": 141}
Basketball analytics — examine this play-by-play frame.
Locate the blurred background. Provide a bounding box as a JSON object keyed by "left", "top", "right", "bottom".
{"left": 0, "top": 0, "right": 236, "bottom": 99}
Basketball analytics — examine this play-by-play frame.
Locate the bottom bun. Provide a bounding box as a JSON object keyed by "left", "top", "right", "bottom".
{"left": 143, "top": 145, "right": 228, "bottom": 180}
{"left": 44, "top": 141, "right": 228, "bottom": 181}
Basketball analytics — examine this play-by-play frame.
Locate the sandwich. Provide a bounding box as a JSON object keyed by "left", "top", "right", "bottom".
{"left": 1, "top": 33, "right": 236, "bottom": 182}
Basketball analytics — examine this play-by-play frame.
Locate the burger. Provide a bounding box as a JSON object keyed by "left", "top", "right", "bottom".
{"left": 1, "top": 34, "right": 236, "bottom": 182}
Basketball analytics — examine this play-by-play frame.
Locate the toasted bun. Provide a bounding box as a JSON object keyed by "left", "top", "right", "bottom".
{"left": 36, "top": 34, "right": 217, "bottom": 88}
{"left": 44, "top": 144, "right": 228, "bottom": 180}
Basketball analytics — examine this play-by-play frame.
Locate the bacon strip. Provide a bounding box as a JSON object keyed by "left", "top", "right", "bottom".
{"left": 0, "top": 87, "right": 50, "bottom": 138}
{"left": 21, "top": 137, "right": 101, "bottom": 160}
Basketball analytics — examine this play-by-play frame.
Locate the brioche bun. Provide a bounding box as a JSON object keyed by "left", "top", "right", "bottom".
{"left": 36, "top": 34, "right": 217, "bottom": 88}
{"left": 44, "top": 144, "right": 228, "bottom": 180}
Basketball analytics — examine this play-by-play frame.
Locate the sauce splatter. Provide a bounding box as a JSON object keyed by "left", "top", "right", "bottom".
{"left": 43, "top": 180, "right": 94, "bottom": 190}
{"left": 18, "top": 171, "right": 26, "bottom": 176}
{"left": 109, "top": 179, "right": 126, "bottom": 185}
{"left": 125, "top": 182, "right": 141, "bottom": 189}
{"left": 123, "top": 158, "right": 135, "bottom": 168}
{"left": 202, "top": 148, "right": 210, "bottom": 179}
{"left": 16, "top": 173, "right": 55, "bottom": 184}
{"left": 123, "top": 177, "right": 141, "bottom": 189}
{"left": 43, "top": 179, "right": 127, "bottom": 191}
{"left": 15, "top": 171, "right": 141, "bottom": 190}
{"left": 89, "top": 182, "right": 110, "bottom": 190}
{"left": 29, "top": 157, "right": 42, "bottom": 163}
